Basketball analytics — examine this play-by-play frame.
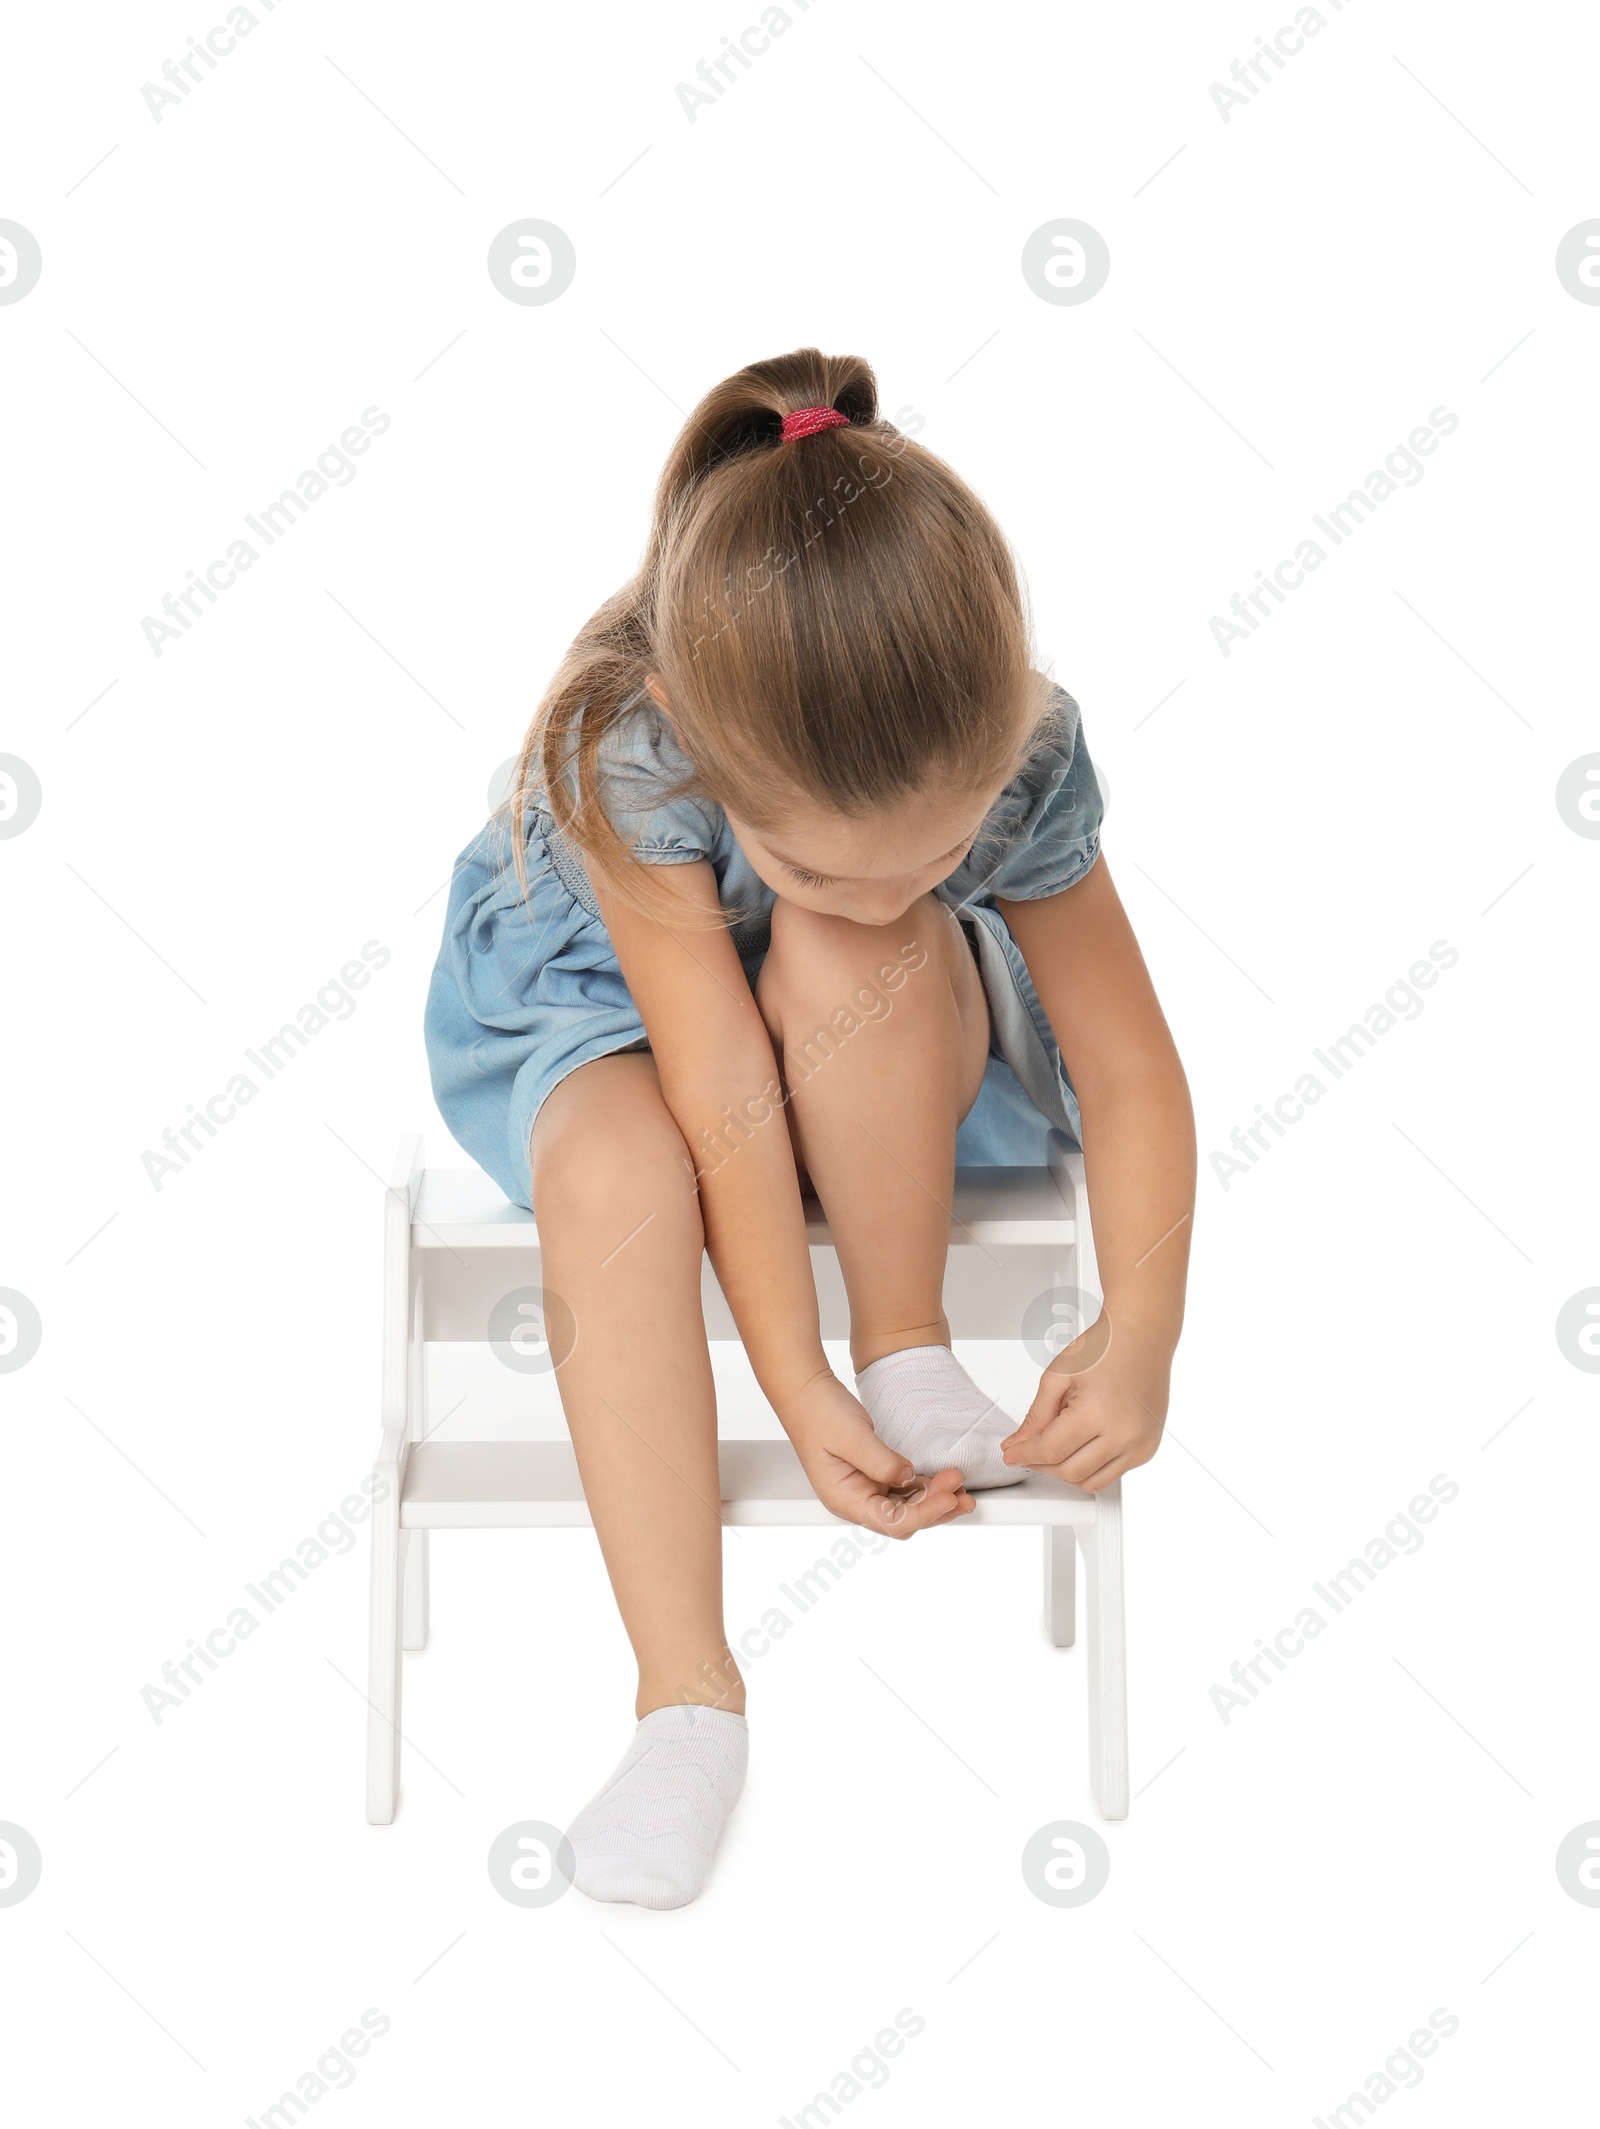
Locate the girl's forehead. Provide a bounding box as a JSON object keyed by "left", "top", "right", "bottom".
{"left": 741, "top": 785, "right": 998, "bottom": 877}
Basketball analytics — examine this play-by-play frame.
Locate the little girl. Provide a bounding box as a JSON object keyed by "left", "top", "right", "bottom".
{"left": 425, "top": 348, "right": 1195, "bottom": 1909}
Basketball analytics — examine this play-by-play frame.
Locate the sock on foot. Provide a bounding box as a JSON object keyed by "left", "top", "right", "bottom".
{"left": 855, "top": 1344, "right": 1025, "bottom": 1490}
{"left": 565, "top": 1705, "right": 748, "bottom": 1911}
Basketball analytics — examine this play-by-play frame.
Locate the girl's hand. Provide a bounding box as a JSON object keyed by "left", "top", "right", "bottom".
{"left": 782, "top": 1372, "right": 975, "bottom": 1539}
{"left": 1001, "top": 1313, "right": 1171, "bottom": 1492}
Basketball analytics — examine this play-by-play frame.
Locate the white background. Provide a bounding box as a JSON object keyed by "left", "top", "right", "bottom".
{"left": 3, "top": 1, "right": 1596, "bottom": 2121}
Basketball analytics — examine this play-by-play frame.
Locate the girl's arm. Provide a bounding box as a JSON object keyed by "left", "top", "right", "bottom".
{"left": 590, "top": 856, "right": 971, "bottom": 1538}
{"left": 995, "top": 855, "right": 1197, "bottom": 1490}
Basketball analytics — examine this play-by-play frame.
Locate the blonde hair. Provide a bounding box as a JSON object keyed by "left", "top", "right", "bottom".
{"left": 508, "top": 346, "right": 1050, "bottom": 922}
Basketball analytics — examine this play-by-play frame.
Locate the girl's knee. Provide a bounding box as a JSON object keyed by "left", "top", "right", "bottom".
{"left": 530, "top": 1079, "right": 704, "bottom": 1251}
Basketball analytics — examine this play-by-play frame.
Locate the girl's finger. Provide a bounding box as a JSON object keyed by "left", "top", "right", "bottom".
{"left": 886, "top": 1475, "right": 962, "bottom": 1523}
{"left": 1018, "top": 1376, "right": 1070, "bottom": 1434}
{"left": 921, "top": 1464, "right": 968, "bottom": 1494}
{"left": 1054, "top": 1433, "right": 1119, "bottom": 1486}
{"left": 870, "top": 1481, "right": 943, "bottom": 1532}
{"left": 1070, "top": 1448, "right": 1134, "bottom": 1494}
{"left": 1004, "top": 1408, "right": 1098, "bottom": 1467}
{"left": 850, "top": 1432, "right": 918, "bottom": 1489}
{"left": 862, "top": 1492, "right": 911, "bottom": 1535}
{"left": 913, "top": 1487, "right": 974, "bottom": 1531}
{"left": 889, "top": 1474, "right": 971, "bottom": 1534}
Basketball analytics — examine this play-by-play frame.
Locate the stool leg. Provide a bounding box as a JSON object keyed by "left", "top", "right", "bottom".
{"left": 403, "top": 1528, "right": 430, "bottom": 1652}
{"left": 1079, "top": 1481, "right": 1129, "bottom": 1819}
{"left": 1043, "top": 1526, "right": 1076, "bottom": 1646}
{"left": 366, "top": 1471, "right": 404, "bottom": 1824}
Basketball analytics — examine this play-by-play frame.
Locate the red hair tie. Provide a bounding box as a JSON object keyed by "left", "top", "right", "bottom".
{"left": 781, "top": 405, "right": 850, "bottom": 443}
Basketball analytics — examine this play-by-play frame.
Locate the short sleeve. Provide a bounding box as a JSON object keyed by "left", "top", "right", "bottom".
{"left": 581, "top": 691, "right": 720, "bottom": 866}
{"left": 944, "top": 683, "right": 1104, "bottom": 905}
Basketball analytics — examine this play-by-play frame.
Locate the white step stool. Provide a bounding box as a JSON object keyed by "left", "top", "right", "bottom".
{"left": 366, "top": 1133, "right": 1129, "bottom": 1824}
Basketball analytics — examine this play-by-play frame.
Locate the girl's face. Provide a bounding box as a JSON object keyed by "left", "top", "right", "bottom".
{"left": 643, "top": 674, "right": 1003, "bottom": 926}
{"left": 724, "top": 786, "right": 999, "bottom": 927}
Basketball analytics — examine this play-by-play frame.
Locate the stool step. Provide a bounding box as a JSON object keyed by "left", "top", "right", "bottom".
{"left": 399, "top": 1438, "right": 1097, "bottom": 1530}
{"left": 411, "top": 1165, "right": 1075, "bottom": 1249}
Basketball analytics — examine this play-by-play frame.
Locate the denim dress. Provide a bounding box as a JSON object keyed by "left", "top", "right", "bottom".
{"left": 424, "top": 680, "right": 1104, "bottom": 1209}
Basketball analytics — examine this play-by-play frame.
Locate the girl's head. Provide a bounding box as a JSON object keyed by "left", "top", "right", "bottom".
{"left": 515, "top": 346, "right": 1053, "bottom": 925}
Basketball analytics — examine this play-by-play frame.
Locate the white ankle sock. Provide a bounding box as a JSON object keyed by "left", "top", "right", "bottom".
{"left": 854, "top": 1344, "right": 1024, "bottom": 1490}
{"left": 565, "top": 1705, "right": 748, "bottom": 1910}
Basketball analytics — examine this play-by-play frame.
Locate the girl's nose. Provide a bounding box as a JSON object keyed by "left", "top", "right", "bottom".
{"left": 849, "top": 889, "right": 914, "bottom": 927}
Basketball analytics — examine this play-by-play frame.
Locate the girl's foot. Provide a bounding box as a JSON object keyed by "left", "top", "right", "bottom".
{"left": 854, "top": 1345, "right": 1026, "bottom": 1490}
{"left": 565, "top": 1705, "right": 748, "bottom": 1910}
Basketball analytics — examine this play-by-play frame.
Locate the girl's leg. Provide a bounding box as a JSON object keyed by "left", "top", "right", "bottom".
{"left": 530, "top": 1049, "right": 740, "bottom": 1716}
{"left": 755, "top": 895, "right": 1023, "bottom": 1489}
{"left": 755, "top": 893, "right": 989, "bottom": 1371}
{"left": 531, "top": 1052, "right": 747, "bottom": 1910}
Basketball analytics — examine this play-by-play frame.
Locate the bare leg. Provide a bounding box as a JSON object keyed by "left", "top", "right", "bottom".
{"left": 530, "top": 1052, "right": 742, "bottom": 1717}
{"left": 755, "top": 894, "right": 990, "bottom": 1374}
